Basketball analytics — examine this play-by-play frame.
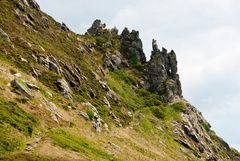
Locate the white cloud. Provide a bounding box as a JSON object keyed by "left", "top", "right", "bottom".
{"left": 37, "top": 0, "right": 240, "bottom": 150}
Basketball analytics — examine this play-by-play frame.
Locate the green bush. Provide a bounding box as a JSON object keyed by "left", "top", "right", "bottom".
{"left": 86, "top": 110, "right": 94, "bottom": 120}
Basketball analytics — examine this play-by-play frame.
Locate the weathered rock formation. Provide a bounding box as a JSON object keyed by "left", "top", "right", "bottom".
{"left": 120, "top": 27, "right": 146, "bottom": 64}
{"left": 145, "top": 39, "right": 182, "bottom": 101}
{"left": 0, "top": 28, "right": 10, "bottom": 42}
{"left": 11, "top": 79, "right": 33, "bottom": 99}
{"left": 173, "top": 103, "right": 239, "bottom": 160}
{"left": 86, "top": 19, "right": 118, "bottom": 37}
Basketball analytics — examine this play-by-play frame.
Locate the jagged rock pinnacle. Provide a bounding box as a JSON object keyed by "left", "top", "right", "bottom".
{"left": 145, "top": 39, "right": 182, "bottom": 102}
{"left": 120, "top": 28, "right": 146, "bottom": 63}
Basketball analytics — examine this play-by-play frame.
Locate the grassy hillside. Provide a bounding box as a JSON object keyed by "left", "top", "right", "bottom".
{"left": 0, "top": 0, "right": 239, "bottom": 160}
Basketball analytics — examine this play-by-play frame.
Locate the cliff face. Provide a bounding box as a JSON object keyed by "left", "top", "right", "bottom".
{"left": 0, "top": 1, "right": 239, "bottom": 161}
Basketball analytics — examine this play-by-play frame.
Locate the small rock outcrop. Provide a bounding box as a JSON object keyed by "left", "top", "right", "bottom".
{"left": 37, "top": 55, "right": 62, "bottom": 75}
{"left": 120, "top": 27, "right": 146, "bottom": 64}
{"left": 11, "top": 79, "right": 33, "bottom": 99}
{"left": 61, "top": 23, "right": 70, "bottom": 32}
{"left": 86, "top": 19, "right": 118, "bottom": 37}
{"left": 145, "top": 39, "right": 182, "bottom": 101}
{"left": 56, "top": 78, "right": 72, "bottom": 100}
{"left": 86, "top": 19, "right": 106, "bottom": 36}
{"left": 104, "top": 51, "right": 129, "bottom": 71}
{"left": 26, "top": 0, "right": 40, "bottom": 11}
{"left": 0, "top": 28, "right": 10, "bottom": 42}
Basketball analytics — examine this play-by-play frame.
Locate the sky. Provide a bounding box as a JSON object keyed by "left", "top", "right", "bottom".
{"left": 37, "top": 0, "right": 240, "bottom": 150}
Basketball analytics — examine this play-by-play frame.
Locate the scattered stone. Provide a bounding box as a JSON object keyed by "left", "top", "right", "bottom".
{"left": 206, "top": 155, "right": 218, "bottom": 161}
{"left": 79, "top": 111, "right": 90, "bottom": 120}
{"left": 108, "top": 142, "right": 121, "bottom": 152}
{"left": 89, "top": 88, "right": 96, "bottom": 98}
{"left": 37, "top": 56, "right": 62, "bottom": 75}
{"left": 103, "top": 123, "right": 109, "bottom": 131}
{"left": 26, "top": 0, "right": 40, "bottom": 10}
{"left": 82, "top": 102, "right": 98, "bottom": 114}
{"left": 61, "top": 23, "right": 70, "bottom": 31}
{"left": 41, "top": 16, "right": 49, "bottom": 28}
{"left": 20, "top": 57, "right": 28, "bottom": 63}
{"left": 26, "top": 82, "right": 39, "bottom": 90}
{"left": 93, "top": 112, "right": 102, "bottom": 132}
{"left": 11, "top": 79, "right": 33, "bottom": 99}
{"left": 13, "top": 73, "right": 22, "bottom": 78}
{"left": 182, "top": 125, "right": 200, "bottom": 143}
{"left": 127, "top": 111, "right": 132, "bottom": 117}
{"left": 106, "top": 90, "right": 119, "bottom": 102}
{"left": 0, "top": 28, "right": 10, "bottom": 42}
{"left": 103, "top": 96, "right": 111, "bottom": 108}
{"left": 177, "top": 139, "right": 193, "bottom": 150}
{"left": 16, "top": 1, "right": 25, "bottom": 12}
{"left": 104, "top": 51, "right": 129, "bottom": 71}
{"left": 56, "top": 78, "right": 72, "bottom": 100}
{"left": 43, "top": 98, "right": 63, "bottom": 123}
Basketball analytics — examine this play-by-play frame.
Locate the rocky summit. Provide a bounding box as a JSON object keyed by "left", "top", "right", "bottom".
{"left": 0, "top": 1, "right": 239, "bottom": 161}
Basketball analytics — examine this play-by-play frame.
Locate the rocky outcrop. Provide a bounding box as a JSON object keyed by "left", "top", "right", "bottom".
{"left": 86, "top": 19, "right": 106, "bottom": 36}
{"left": 56, "top": 78, "right": 72, "bottom": 100}
{"left": 11, "top": 79, "right": 33, "bottom": 99}
{"left": 104, "top": 51, "right": 129, "bottom": 71}
{"left": 61, "top": 23, "right": 70, "bottom": 32}
{"left": 0, "top": 28, "right": 10, "bottom": 42}
{"left": 37, "top": 55, "right": 62, "bottom": 75}
{"left": 172, "top": 102, "right": 239, "bottom": 160}
{"left": 26, "top": 0, "right": 40, "bottom": 11}
{"left": 86, "top": 19, "right": 118, "bottom": 37}
{"left": 145, "top": 39, "right": 182, "bottom": 102}
{"left": 120, "top": 27, "right": 146, "bottom": 64}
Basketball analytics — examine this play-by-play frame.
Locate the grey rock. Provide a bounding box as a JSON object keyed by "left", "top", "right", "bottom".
{"left": 26, "top": 0, "right": 40, "bottom": 10}
{"left": 38, "top": 56, "right": 62, "bottom": 75}
{"left": 61, "top": 23, "right": 70, "bottom": 32}
{"left": 108, "top": 142, "right": 121, "bottom": 152}
{"left": 206, "top": 155, "right": 218, "bottom": 161}
{"left": 16, "top": 1, "right": 25, "bottom": 12}
{"left": 177, "top": 139, "right": 193, "bottom": 150}
{"left": 43, "top": 98, "right": 63, "bottom": 123}
{"left": 103, "top": 96, "right": 111, "bottom": 108}
{"left": 110, "top": 27, "right": 118, "bottom": 36}
{"left": 104, "top": 51, "right": 129, "bottom": 71}
{"left": 0, "top": 28, "right": 10, "bottom": 42}
{"left": 145, "top": 39, "right": 182, "bottom": 102}
{"left": 182, "top": 125, "right": 200, "bottom": 143}
{"left": 86, "top": 19, "right": 118, "bottom": 37}
{"left": 79, "top": 111, "right": 90, "bottom": 120}
{"left": 11, "top": 79, "right": 33, "bottom": 99}
{"left": 26, "top": 82, "right": 39, "bottom": 90}
{"left": 56, "top": 78, "right": 72, "bottom": 100}
{"left": 13, "top": 73, "right": 22, "bottom": 78}
{"left": 99, "top": 80, "right": 110, "bottom": 91}
{"left": 93, "top": 112, "right": 102, "bottom": 132}
{"left": 41, "top": 16, "right": 49, "bottom": 28}
{"left": 106, "top": 90, "right": 119, "bottom": 102}
{"left": 82, "top": 102, "right": 98, "bottom": 114}
{"left": 120, "top": 27, "right": 146, "bottom": 64}
{"left": 86, "top": 19, "right": 106, "bottom": 36}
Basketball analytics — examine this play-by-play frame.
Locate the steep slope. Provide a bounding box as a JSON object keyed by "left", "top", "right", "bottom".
{"left": 0, "top": 0, "right": 239, "bottom": 160}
